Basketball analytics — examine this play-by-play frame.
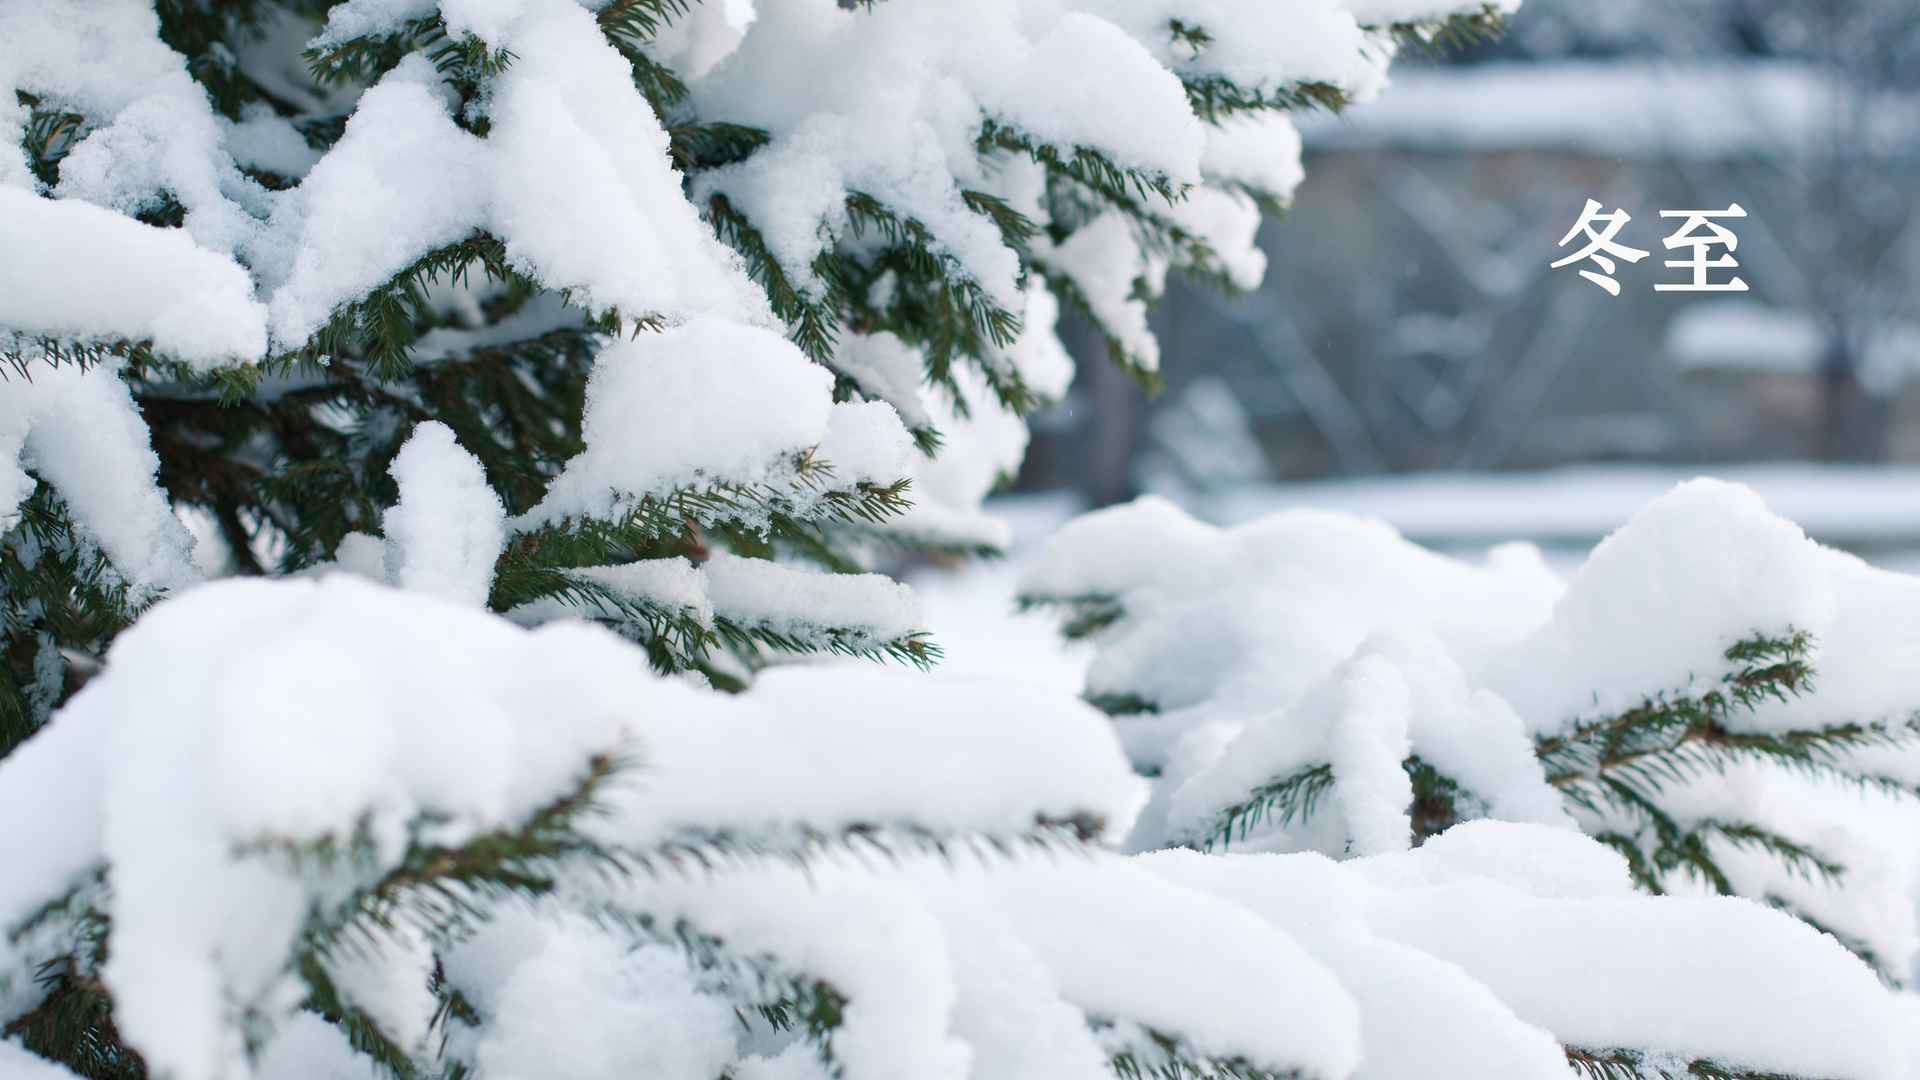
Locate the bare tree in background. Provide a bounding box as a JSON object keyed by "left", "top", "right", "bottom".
{"left": 1733, "top": 0, "right": 1920, "bottom": 459}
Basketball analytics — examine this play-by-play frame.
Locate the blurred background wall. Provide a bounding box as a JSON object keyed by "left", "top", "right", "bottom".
{"left": 1018, "top": 0, "right": 1920, "bottom": 546}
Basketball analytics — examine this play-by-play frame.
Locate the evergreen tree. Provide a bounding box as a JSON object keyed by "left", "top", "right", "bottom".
{"left": 2, "top": 2, "right": 1915, "bottom": 1080}
{"left": 1019, "top": 482, "right": 1920, "bottom": 1058}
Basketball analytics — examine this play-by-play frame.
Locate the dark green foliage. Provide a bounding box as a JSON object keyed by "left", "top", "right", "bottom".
{"left": 0, "top": 488, "right": 144, "bottom": 756}
{"left": 1567, "top": 1046, "right": 1799, "bottom": 1080}
{"left": 1016, "top": 593, "right": 1126, "bottom": 641}
{"left": 1203, "top": 765, "right": 1336, "bottom": 851}
{"left": 1104, "top": 1024, "right": 1304, "bottom": 1080}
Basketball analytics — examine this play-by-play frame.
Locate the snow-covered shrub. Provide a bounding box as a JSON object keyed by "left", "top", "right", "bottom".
{"left": 1020, "top": 480, "right": 1920, "bottom": 990}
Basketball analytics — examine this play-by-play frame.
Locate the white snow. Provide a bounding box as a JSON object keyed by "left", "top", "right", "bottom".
{"left": 702, "top": 551, "right": 923, "bottom": 649}
{"left": 1025, "top": 480, "right": 1920, "bottom": 981}
{"left": 442, "top": 908, "right": 738, "bottom": 1080}
{"left": 381, "top": 421, "right": 506, "bottom": 607}
{"left": 518, "top": 318, "right": 838, "bottom": 529}
{"left": 0, "top": 364, "right": 200, "bottom": 594}
{"left": 1145, "top": 819, "right": 1915, "bottom": 1080}
{"left": 262, "top": 58, "right": 491, "bottom": 347}
{"left": 0, "top": 576, "right": 639, "bottom": 1078}
{"left": 0, "top": 1042, "right": 79, "bottom": 1080}
{"left": 596, "top": 663, "right": 1145, "bottom": 850}
{"left": 0, "top": 189, "right": 267, "bottom": 366}
{"left": 1202, "top": 112, "right": 1306, "bottom": 203}
{"left": 481, "top": 0, "right": 773, "bottom": 328}
{"left": 815, "top": 400, "right": 918, "bottom": 490}
{"left": 507, "top": 557, "right": 715, "bottom": 631}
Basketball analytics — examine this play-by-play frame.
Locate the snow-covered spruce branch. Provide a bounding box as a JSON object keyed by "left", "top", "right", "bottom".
{"left": 1021, "top": 480, "right": 1920, "bottom": 993}
{"left": 13, "top": 1, "right": 1914, "bottom": 1079}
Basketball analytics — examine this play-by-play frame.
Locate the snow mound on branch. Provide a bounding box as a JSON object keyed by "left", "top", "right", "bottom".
{"left": 481, "top": 0, "right": 771, "bottom": 327}
{"left": 441, "top": 908, "right": 738, "bottom": 1080}
{"left": 261, "top": 57, "right": 492, "bottom": 347}
{"left": 519, "top": 318, "right": 911, "bottom": 531}
{"left": 0, "top": 364, "right": 199, "bottom": 594}
{"left": 584, "top": 847, "right": 1363, "bottom": 1080}
{"left": 0, "top": 190, "right": 267, "bottom": 366}
{"left": 1022, "top": 495, "right": 1559, "bottom": 722}
{"left": 598, "top": 664, "right": 1145, "bottom": 849}
{"left": 5, "top": 0, "right": 774, "bottom": 367}
{"left": 381, "top": 421, "right": 506, "bottom": 607}
{"left": 693, "top": 0, "right": 1196, "bottom": 307}
{"left": 1030, "top": 480, "right": 1920, "bottom": 982}
{"left": 1476, "top": 477, "right": 1920, "bottom": 740}
{"left": 566, "top": 819, "right": 1913, "bottom": 1080}
{"left": 0, "top": 576, "right": 634, "bottom": 1079}
{"left": 702, "top": 551, "right": 923, "bottom": 649}
{"left": 687, "top": 0, "right": 1411, "bottom": 318}
{"left": 1487, "top": 478, "right": 1836, "bottom": 731}
{"left": 1144, "top": 818, "right": 1915, "bottom": 1080}
{"left": 0, "top": 576, "right": 1149, "bottom": 1077}
{"left": 272, "top": 1, "right": 775, "bottom": 349}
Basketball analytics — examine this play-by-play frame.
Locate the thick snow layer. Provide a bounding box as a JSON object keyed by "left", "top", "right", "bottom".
{"left": 558, "top": 819, "right": 1915, "bottom": 1080}
{"left": 519, "top": 319, "right": 839, "bottom": 528}
{"left": 0, "top": 577, "right": 634, "bottom": 1078}
{"left": 597, "top": 664, "right": 1145, "bottom": 849}
{"left": 692, "top": 0, "right": 1203, "bottom": 309}
{"left": 702, "top": 551, "right": 923, "bottom": 647}
{"left": 1029, "top": 480, "right": 1920, "bottom": 978}
{"left": 5, "top": 0, "right": 772, "bottom": 366}
{"left": 1144, "top": 820, "right": 1915, "bottom": 1080}
{"left": 7, "top": 556, "right": 1915, "bottom": 1079}
{"left": 1022, "top": 495, "right": 1559, "bottom": 720}
{"left": 381, "top": 421, "right": 506, "bottom": 607}
{"left": 1484, "top": 479, "right": 1836, "bottom": 731}
{"left": 482, "top": 0, "right": 772, "bottom": 327}
{"left": 0, "top": 189, "right": 267, "bottom": 366}
{"left": 1202, "top": 112, "right": 1306, "bottom": 203}
{"left": 506, "top": 557, "right": 716, "bottom": 630}
{"left": 815, "top": 400, "right": 918, "bottom": 490}
{"left": 262, "top": 58, "right": 491, "bottom": 347}
{"left": 584, "top": 848, "right": 1363, "bottom": 1080}
{"left": 0, "top": 1042, "right": 80, "bottom": 1080}
{"left": 442, "top": 908, "right": 738, "bottom": 1080}
{"left": 253, "top": 1014, "right": 383, "bottom": 1080}
{"left": 0, "top": 573, "right": 1151, "bottom": 1076}
{"left": 0, "top": 365, "right": 199, "bottom": 594}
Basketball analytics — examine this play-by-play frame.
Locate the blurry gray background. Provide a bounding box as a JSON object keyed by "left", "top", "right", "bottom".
{"left": 1018, "top": 0, "right": 1920, "bottom": 556}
